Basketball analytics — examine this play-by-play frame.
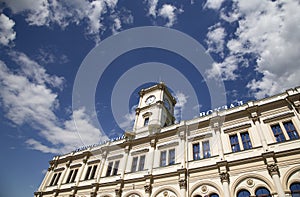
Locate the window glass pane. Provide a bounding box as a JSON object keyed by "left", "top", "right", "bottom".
{"left": 284, "top": 121, "right": 299, "bottom": 140}
{"left": 160, "top": 151, "right": 167, "bottom": 167}
{"left": 271, "top": 124, "right": 286, "bottom": 142}
{"left": 49, "top": 173, "right": 57, "bottom": 186}
{"left": 66, "top": 170, "right": 73, "bottom": 183}
{"left": 90, "top": 165, "right": 97, "bottom": 179}
{"left": 144, "top": 118, "right": 149, "bottom": 126}
{"left": 241, "top": 132, "right": 252, "bottom": 150}
{"left": 290, "top": 182, "right": 300, "bottom": 197}
{"left": 193, "top": 143, "right": 200, "bottom": 160}
{"left": 113, "top": 160, "right": 119, "bottom": 175}
{"left": 106, "top": 162, "right": 113, "bottom": 177}
{"left": 131, "top": 157, "right": 138, "bottom": 172}
{"left": 230, "top": 134, "right": 240, "bottom": 152}
{"left": 71, "top": 169, "right": 78, "bottom": 183}
{"left": 255, "top": 187, "right": 271, "bottom": 197}
{"left": 53, "top": 172, "right": 61, "bottom": 185}
{"left": 84, "top": 166, "right": 92, "bottom": 180}
{"left": 169, "top": 149, "right": 175, "bottom": 165}
{"left": 138, "top": 155, "right": 145, "bottom": 171}
{"left": 237, "top": 189, "right": 250, "bottom": 197}
{"left": 210, "top": 194, "right": 219, "bottom": 197}
{"left": 202, "top": 141, "right": 211, "bottom": 158}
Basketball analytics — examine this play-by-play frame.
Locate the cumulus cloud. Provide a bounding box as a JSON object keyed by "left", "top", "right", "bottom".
{"left": 174, "top": 91, "right": 188, "bottom": 122}
{"left": 206, "top": 0, "right": 300, "bottom": 98}
{"left": 158, "top": 4, "right": 182, "bottom": 27}
{"left": 0, "top": 53, "right": 107, "bottom": 154}
{"left": 1, "top": 0, "right": 120, "bottom": 44}
{"left": 206, "top": 23, "right": 226, "bottom": 57}
{"left": 204, "top": 0, "right": 225, "bottom": 10}
{"left": 0, "top": 13, "right": 16, "bottom": 46}
{"left": 119, "top": 105, "right": 137, "bottom": 131}
{"left": 147, "top": 0, "right": 159, "bottom": 17}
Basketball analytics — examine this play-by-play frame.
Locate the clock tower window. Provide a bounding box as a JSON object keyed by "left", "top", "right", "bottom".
{"left": 144, "top": 117, "right": 149, "bottom": 126}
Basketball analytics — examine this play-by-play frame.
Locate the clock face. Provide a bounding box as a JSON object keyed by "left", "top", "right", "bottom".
{"left": 164, "top": 98, "right": 171, "bottom": 110}
{"left": 145, "top": 95, "right": 156, "bottom": 105}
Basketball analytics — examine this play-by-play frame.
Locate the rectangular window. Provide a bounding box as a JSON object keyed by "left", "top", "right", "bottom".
{"left": 138, "top": 155, "right": 145, "bottom": 171}
{"left": 193, "top": 143, "right": 200, "bottom": 160}
{"left": 49, "top": 173, "right": 57, "bottom": 186}
{"left": 271, "top": 124, "right": 286, "bottom": 142}
{"left": 160, "top": 151, "right": 167, "bottom": 167}
{"left": 66, "top": 170, "right": 74, "bottom": 183}
{"left": 241, "top": 132, "right": 252, "bottom": 150}
{"left": 230, "top": 134, "right": 240, "bottom": 152}
{"left": 106, "top": 162, "right": 113, "bottom": 177}
{"left": 284, "top": 121, "right": 299, "bottom": 140}
{"left": 90, "top": 165, "right": 97, "bottom": 179}
{"left": 84, "top": 166, "right": 92, "bottom": 180}
{"left": 202, "top": 141, "right": 211, "bottom": 158}
{"left": 70, "top": 169, "right": 78, "bottom": 183}
{"left": 53, "top": 172, "right": 61, "bottom": 186}
{"left": 112, "top": 160, "right": 119, "bottom": 175}
{"left": 168, "top": 149, "right": 175, "bottom": 165}
{"left": 131, "top": 157, "right": 138, "bottom": 172}
{"left": 144, "top": 117, "right": 149, "bottom": 126}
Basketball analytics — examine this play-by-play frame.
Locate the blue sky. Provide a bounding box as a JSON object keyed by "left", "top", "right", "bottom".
{"left": 0, "top": 0, "right": 300, "bottom": 196}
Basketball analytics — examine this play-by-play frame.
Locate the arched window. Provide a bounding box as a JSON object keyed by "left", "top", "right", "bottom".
{"left": 210, "top": 194, "right": 219, "bottom": 197}
{"left": 237, "top": 189, "right": 250, "bottom": 197}
{"left": 193, "top": 195, "right": 202, "bottom": 197}
{"left": 255, "top": 187, "right": 271, "bottom": 197}
{"left": 290, "top": 182, "right": 300, "bottom": 197}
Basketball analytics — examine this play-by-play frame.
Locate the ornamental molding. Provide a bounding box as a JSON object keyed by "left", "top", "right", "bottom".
{"left": 188, "top": 132, "right": 212, "bottom": 142}
{"left": 157, "top": 141, "right": 179, "bottom": 150}
{"left": 220, "top": 172, "right": 230, "bottom": 183}
{"left": 263, "top": 112, "right": 294, "bottom": 123}
{"left": 144, "top": 184, "right": 152, "bottom": 193}
{"left": 131, "top": 148, "right": 149, "bottom": 156}
{"left": 267, "top": 163, "right": 279, "bottom": 176}
{"left": 178, "top": 179, "right": 187, "bottom": 189}
{"left": 223, "top": 123, "right": 251, "bottom": 133}
{"left": 107, "top": 154, "right": 124, "bottom": 161}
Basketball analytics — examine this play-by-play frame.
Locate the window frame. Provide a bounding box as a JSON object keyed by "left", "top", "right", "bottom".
{"left": 270, "top": 119, "right": 300, "bottom": 143}
{"left": 160, "top": 149, "right": 176, "bottom": 167}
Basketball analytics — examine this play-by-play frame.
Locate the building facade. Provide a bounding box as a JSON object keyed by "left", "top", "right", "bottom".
{"left": 35, "top": 83, "right": 300, "bottom": 197}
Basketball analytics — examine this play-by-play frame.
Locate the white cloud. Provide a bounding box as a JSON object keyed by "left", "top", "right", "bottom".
{"left": 147, "top": 0, "right": 159, "bottom": 17}
{"left": 206, "top": 55, "right": 238, "bottom": 81}
{"left": 2, "top": 0, "right": 120, "bottom": 44}
{"left": 0, "top": 53, "right": 107, "bottom": 154}
{"left": 204, "top": 0, "right": 225, "bottom": 10}
{"left": 119, "top": 105, "right": 137, "bottom": 131}
{"left": 206, "top": 0, "right": 300, "bottom": 98}
{"left": 158, "top": 4, "right": 181, "bottom": 27}
{"left": 206, "top": 23, "right": 226, "bottom": 56}
{"left": 174, "top": 91, "right": 188, "bottom": 122}
{"left": 0, "top": 13, "right": 16, "bottom": 46}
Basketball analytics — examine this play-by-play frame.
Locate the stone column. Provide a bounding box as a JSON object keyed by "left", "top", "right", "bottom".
{"left": 211, "top": 116, "right": 224, "bottom": 160}
{"left": 148, "top": 138, "right": 156, "bottom": 174}
{"left": 220, "top": 172, "right": 230, "bottom": 197}
{"left": 247, "top": 105, "right": 268, "bottom": 151}
{"left": 96, "top": 150, "right": 108, "bottom": 182}
{"left": 76, "top": 156, "right": 89, "bottom": 186}
{"left": 179, "top": 179, "right": 187, "bottom": 197}
{"left": 120, "top": 145, "right": 130, "bottom": 179}
{"left": 267, "top": 163, "right": 285, "bottom": 197}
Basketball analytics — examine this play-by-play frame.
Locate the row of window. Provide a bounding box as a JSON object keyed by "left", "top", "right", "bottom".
{"left": 237, "top": 183, "right": 300, "bottom": 197}
{"left": 228, "top": 121, "right": 299, "bottom": 153}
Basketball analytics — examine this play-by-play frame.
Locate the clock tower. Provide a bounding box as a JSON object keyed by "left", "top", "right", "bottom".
{"left": 132, "top": 82, "right": 176, "bottom": 135}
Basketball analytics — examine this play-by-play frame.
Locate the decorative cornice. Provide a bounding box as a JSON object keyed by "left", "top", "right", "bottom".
{"left": 223, "top": 123, "right": 251, "bottom": 133}
{"left": 263, "top": 112, "right": 294, "bottom": 123}
{"left": 107, "top": 154, "right": 124, "bottom": 161}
